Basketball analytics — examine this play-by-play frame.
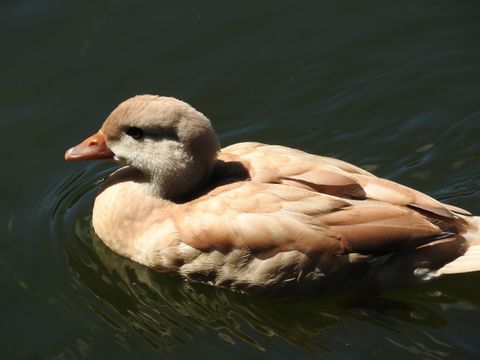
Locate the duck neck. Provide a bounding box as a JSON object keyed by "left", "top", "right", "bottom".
{"left": 142, "top": 154, "right": 216, "bottom": 200}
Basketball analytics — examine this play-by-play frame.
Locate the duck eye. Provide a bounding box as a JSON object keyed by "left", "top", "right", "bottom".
{"left": 125, "top": 126, "right": 143, "bottom": 140}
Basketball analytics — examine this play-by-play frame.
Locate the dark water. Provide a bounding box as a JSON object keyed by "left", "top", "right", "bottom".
{"left": 2, "top": 0, "right": 480, "bottom": 358}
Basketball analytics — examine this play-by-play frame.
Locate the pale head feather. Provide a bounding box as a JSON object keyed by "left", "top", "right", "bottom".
{"left": 100, "top": 95, "right": 221, "bottom": 198}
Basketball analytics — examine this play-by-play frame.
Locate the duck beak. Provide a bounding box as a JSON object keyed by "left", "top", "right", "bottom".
{"left": 65, "top": 131, "right": 115, "bottom": 161}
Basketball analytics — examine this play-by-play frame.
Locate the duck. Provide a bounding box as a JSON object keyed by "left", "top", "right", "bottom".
{"left": 65, "top": 95, "right": 480, "bottom": 295}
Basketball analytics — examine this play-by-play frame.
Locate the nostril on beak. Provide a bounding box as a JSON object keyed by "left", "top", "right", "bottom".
{"left": 88, "top": 140, "right": 98, "bottom": 148}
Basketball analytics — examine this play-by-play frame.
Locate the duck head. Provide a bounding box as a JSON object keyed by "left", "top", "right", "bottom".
{"left": 65, "top": 95, "right": 221, "bottom": 198}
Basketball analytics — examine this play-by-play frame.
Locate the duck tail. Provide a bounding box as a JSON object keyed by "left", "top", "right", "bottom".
{"left": 437, "top": 216, "right": 480, "bottom": 275}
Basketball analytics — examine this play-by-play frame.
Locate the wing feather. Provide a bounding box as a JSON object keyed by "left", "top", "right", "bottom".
{"left": 220, "top": 142, "right": 469, "bottom": 219}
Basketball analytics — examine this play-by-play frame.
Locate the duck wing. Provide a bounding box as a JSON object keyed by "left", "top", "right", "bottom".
{"left": 173, "top": 182, "right": 448, "bottom": 258}
{"left": 220, "top": 142, "right": 471, "bottom": 219}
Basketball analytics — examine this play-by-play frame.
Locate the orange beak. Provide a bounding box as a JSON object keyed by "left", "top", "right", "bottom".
{"left": 65, "top": 131, "right": 115, "bottom": 161}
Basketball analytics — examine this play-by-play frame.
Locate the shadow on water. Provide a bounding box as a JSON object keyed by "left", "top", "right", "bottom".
{"left": 43, "top": 167, "right": 480, "bottom": 358}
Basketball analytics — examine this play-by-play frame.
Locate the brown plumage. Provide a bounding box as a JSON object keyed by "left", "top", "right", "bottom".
{"left": 65, "top": 95, "right": 480, "bottom": 295}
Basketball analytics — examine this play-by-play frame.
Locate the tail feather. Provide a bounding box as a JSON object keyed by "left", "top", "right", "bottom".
{"left": 437, "top": 216, "right": 480, "bottom": 275}
{"left": 437, "top": 245, "right": 480, "bottom": 274}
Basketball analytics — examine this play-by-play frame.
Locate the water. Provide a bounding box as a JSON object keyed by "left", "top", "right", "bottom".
{"left": 2, "top": 0, "right": 480, "bottom": 358}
